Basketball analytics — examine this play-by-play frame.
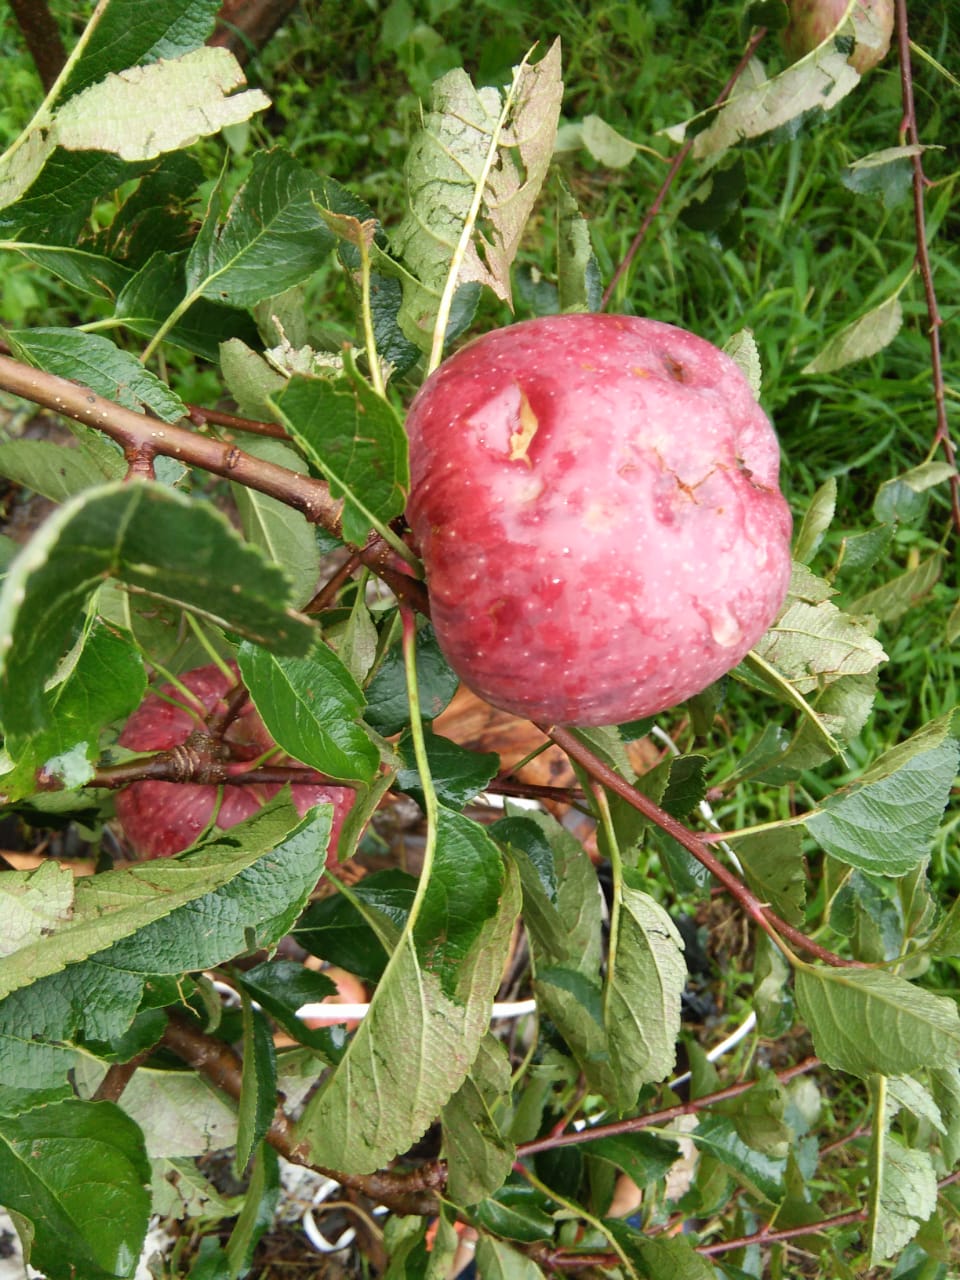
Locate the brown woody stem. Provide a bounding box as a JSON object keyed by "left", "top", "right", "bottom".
{"left": 894, "top": 0, "right": 960, "bottom": 533}
{"left": 160, "top": 1010, "right": 444, "bottom": 1213}
{"left": 0, "top": 353, "right": 429, "bottom": 615}
{"left": 546, "top": 725, "right": 858, "bottom": 969}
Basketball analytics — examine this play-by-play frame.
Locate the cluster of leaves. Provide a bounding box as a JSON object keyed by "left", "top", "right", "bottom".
{"left": 0, "top": 1, "right": 957, "bottom": 1278}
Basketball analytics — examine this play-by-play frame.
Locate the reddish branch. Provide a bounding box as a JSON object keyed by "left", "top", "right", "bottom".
{"left": 160, "top": 1010, "right": 443, "bottom": 1214}
{"left": 601, "top": 27, "right": 768, "bottom": 308}
{"left": 8, "top": 0, "right": 67, "bottom": 92}
{"left": 87, "top": 753, "right": 348, "bottom": 791}
{"left": 547, "top": 725, "right": 858, "bottom": 968}
{"left": 517, "top": 1057, "right": 821, "bottom": 1157}
{"left": 187, "top": 402, "right": 289, "bottom": 440}
{"left": 894, "top": 0, "right": 960, "bottom": 533}
{"left": 0, "top": 354, "right": 428, "bottom": 616}
{"left": 208, "top": 0, "right": 303, "bottom": 66}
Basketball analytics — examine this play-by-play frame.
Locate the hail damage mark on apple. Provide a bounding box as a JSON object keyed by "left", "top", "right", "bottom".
{"left": 405, "top": 315, "right": 793, "bottom": 726}
{"left": 508, "top": 385, "right": 539, "bottom": 464}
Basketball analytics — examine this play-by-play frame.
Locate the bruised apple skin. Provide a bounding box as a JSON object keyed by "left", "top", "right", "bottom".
{"left": 782, "top": 0, "right": 894, "bottom": 74}
{"left": 404, "top": 315, "right": 793, "bottom": 727}
{"left": 115, "top": 663, "right": 355, "bottom": 858}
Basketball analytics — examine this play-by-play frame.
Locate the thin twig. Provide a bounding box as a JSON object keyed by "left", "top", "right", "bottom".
{"left": 187, "top": 402, "right": 289, "bottom": 440}
{"left": 203, "top": 679, "right": 252, "bottom": 738}
{"left": 88, "top": 755, "right": 347, "bottom": 791}
{"left": 547, "top": 725, "right": 857, "bottom": 968}
{"left": 601, "top": 28, "right": 768, "bottom": 309}
{"left": 894, "top": 0, "right": 960, "bottom": 533}
{"left": 698, "top": 1209, "right": 867, "bottom": 1258}
{"left": 304, "top": 550, "right": 363, "bottom": 615}
{"left": 516, "top": 1057, "right": 820, "bottom": 1157}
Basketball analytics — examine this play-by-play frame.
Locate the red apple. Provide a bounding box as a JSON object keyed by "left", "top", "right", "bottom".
{"left": 115, "top": 663, "right": 355, "bottom": 858}
{"left": 404, "top": 315, "right": 792, "bottom": 727}
{"left": 782, "top": 0, "right": 894, "bottom": 74}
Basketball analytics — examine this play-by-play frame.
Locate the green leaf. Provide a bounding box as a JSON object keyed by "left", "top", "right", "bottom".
{"left": 151, "top": 1157, "right": 238, "bottom": 1222}
{"left": 498, "top": 810, "right": 603, "bottom": 973}
{"left": 442, "top": 1034, "right": 515, "bottom": 1206}
{"left": 413, "top": 811, "right": 510, "bottom": 993}
{"left": 929, "top": 1068, "right": 960, "bottom": 1168}
{"left": 219, "top": 339, "right": 288, "bottom": 420}
{"left": 868, "top": 1079, "right": 938, "bottom": 1264}
{"left": 751, "top": 563, "right": 888, "bottom": 696}
{"left": 0, "top": 801, "right": 327, "bottom": 1000}
{"left": 873, "top": 461, "right": 957, "bottom": 525}
{"left": 722, "top": 329, "right": 762, "bottom": 400}
{"left": 115, "top": 250, "right": 261, "bottom": 361}
{"left": 0, "top": 148, "right": 150, "bottom": 235}
{"left": 397, "top": 726, "right": 499, "bottom": 810}
{"left": 755, "top": 671, "right": 879, "bottom": 783}
{"left": 230, "top": 436, "right": 322, "bottom": 610}
{"left": 186, "top": 149, "right": 336, "bottom": 307}
{"left": 233, "top": 960, "right": 344, "bottom": 1061}
{"left": 886, "top": 1076, "right": 946, "bottom": 1133}
{"left": 93, "top": 152, "right": 206, "bottom": 268}
{"left": 9, "top": 328, "right": 186, "bottom": 422}
{"left": 604, "top": 880, "right": 686, "bottom": 1108}
{"left": 849, "top": 554, "right": 944, "bottom": 623}
{"left": 0, "top": 862, "right": 74, "bottom": 960}
{"left": 690, "top": 1114, "right": 787, "bottom": 1202}
{"left": 225, "top": 1144, "right": 280, "bottom": 1279}
{"left": 236, "top": 999, "right": 277, "bottom": 1174}
{"left": 838, "top": 523, "right": 896, "bottom": 576}
{"left": 730, "top": 826, "right": 806, "bottom": 926}
{"left": 0, "top": 803, "right": 329, "bottom": 1075}
{"left": 803, "top": 289, "right": 905, "bottom": 374}
{"left": 0, "top": 481, "right": 314, "bottom": 743}
{"left": 583, "top": 1132, "right": 681, "bottom": 1187}
{"left": 364, "top": 621, "right": 459, "bottom": 734}
{"left": 605, "top": 1220, "right": 719, "bottom": 1280}
{"left": 475, "top": 1238, "right": 547, "bottom": 1280}
{"left": 274, "top": 363, "right": 409, "bottom": 547}
{"left": 0, "top": 438, "right": 122, "bottom": 502}
{"left": 0, "top": 1099, "right": 150, "bottom": 1280}
{"left": 0, "top": 617, "right": 146, "bottom": 802}
{"left": 805, "top": 716, "right": 959, "bottom": 876}
{"left": 794, "top": 965, "right": 960, "bottom": 1078}
{"left": 296, "top": 868, "right": 415, "bottom": 982}
{"left": 3, "top": 243, "right": 133, "bottom": 300}
{"left": 390, "top": 40, "right": 562, "bottom": 349}
{"left": 55, "top": 47, "right": 270, "bottom": 162}
{"left": 56, "top": 0, "right": 222, "bottom": 101}
{"left": 237, "top": 640, "right": 379, "bottom": 783}
{"left": 295, "top": 840, "right": 520, "bottom": 1173}
{"left": 793, "top": 477, "right": 837, "bottom": 565}
{"left": 842, "top": 145, "right": 932, "bottom": 209}
{"left": 753, "top": 932, "right": 795, "bottom": 1037}
{"left": 678, "top": 32, "right": 862, "bottom": 160}
{"left": 474, "top": 1186, "right": 556, "bottom": 1243}
{"left": 74, "top": 1058, "right": 238, "bottom": 1159}
{"left": 497, "top": 810, "right": 612, "bottom": 1093}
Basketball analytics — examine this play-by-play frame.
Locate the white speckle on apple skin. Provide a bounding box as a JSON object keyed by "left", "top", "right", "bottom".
{"left": 405, "top": 315, "right": 793, "bottom": 726}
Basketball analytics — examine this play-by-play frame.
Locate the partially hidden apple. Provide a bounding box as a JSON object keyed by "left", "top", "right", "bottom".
{"left": 115, "top": 662, "right": 355, "bottom": 858}
{"left": 404, "top": 315, "right": 793, "bottom": 727}
{"left": 782, "top": 0, "right": 894, "bottom": 74}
